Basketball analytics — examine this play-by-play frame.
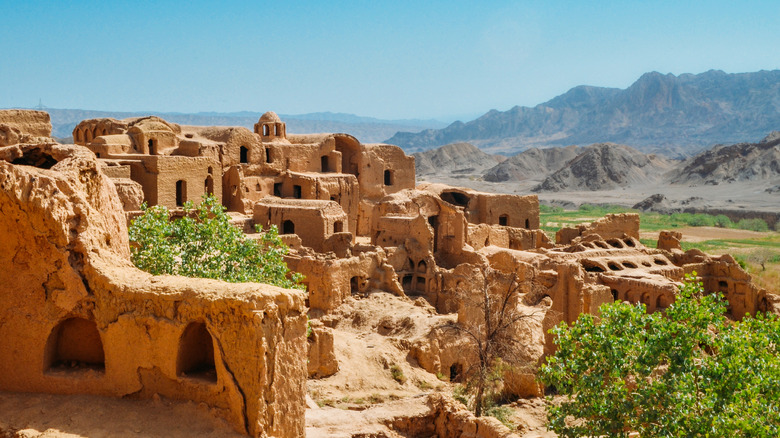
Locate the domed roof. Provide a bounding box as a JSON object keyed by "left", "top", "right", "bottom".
{"left": 259, "top": 111, "right": 281, "bottom": 123}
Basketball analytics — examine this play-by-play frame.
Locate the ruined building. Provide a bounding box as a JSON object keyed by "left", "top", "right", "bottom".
{"left": 1, "top": 109, "right": 774, "bottom": 436}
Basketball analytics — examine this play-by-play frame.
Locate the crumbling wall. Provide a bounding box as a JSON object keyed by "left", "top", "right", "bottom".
{"left": 556, "top": 213, "right": 640, "bottom": 245}
{"left": 0, "top": 144, "right": 307, "bottom": 437}
{"left": 0, "top": 109, "right": 53, "bottom": 146}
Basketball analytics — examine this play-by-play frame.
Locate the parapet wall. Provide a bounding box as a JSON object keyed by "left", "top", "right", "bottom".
{"left": 0, "top": 143, "right": 307, "bottom": 437}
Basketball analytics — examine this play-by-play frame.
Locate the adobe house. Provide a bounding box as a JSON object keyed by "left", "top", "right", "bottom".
{"left": 253, "top": 198, "right": 348, "bottom": 252}
{"left": 0, "top": 139, "right": 307, "bottom": 437}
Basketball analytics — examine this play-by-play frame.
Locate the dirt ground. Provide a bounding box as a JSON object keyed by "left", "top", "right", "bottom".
{"left": 0, "top": 392, "right": 242, "bottom": 438}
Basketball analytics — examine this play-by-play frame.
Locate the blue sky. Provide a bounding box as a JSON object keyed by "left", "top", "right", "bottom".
{"left": 2, "top": 0, "right": 778, "bottom": 121}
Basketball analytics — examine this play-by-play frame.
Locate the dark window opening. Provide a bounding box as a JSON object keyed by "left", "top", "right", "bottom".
{"left": 282, "top": 220, "right": 295, "bottom": 235}
{"left": 656, "top": 295, "right": 665, "bottom": 309}
{"left": 207, "top": 166, "right": 213, "bottom": 174}
{"left": 176, "top": 180, "right": 187, "bottom": 206}
{"left": 525, "top": 218, "right": 530, "bottom": 229}
{"left": 265, "top": 148, "right": 272, "bottom": 163}
{"left": 350, "top": 276, "right": 362, "bottom": 294}
{"left": 321, "top": 155, "right": 329, "bottom": 172}
{"left": 608, "top": 262, "right": 623, "bottom": 271}
{"left": 177, "top": 322, "right": 216, "bottom": 383}
{"left": 148, "top": 139, "right": 156, "bottom": 155}
{"left": 384, "top": 169, "right": 394, "bottom": 186}
{"left": 205, "top": 176, "right": 214, "bottom": 195}
{"left": 240, "top": 146, "right": 249, "bottom": 164}
{"left": 273, "top": 183, "right": 282, "bottom": 197}
{"left": 498, "top": 215, "right": 508, "bottom": 226}
{"left": 95, "top": 152, "right": 101, "bottom": 158}
{"left": 450, "top": 363, "right": 463, "bottom": 382}
{"left": 440, "top": 190, "right": 470, "bottom": 207}
{"left": 624, "top": 238, "right": 636, "bottom": 247}
{"left": 608, "top": 239, "right": 623, "bottom": 248}
{"left": 611, "top": 289, "right": 619, "bottom": 301}
{"left": 595, "top": 241, "right": 609, "bottom": 249}
{"left": 45, "top": 317, "right": 105, "bottom": 373}
{"left": 654, "top": 258, "right": 668, "bottom": 266}
{"left": 334, "top": 221, "right": 343, "bottom": 233}
{"left": 719, "top": 280, "right": 728, "bottom": 291}
{"left": 402, "top": 274, "right": 413, "bottom": 293}
{"left": 293, "top": 185, "right": 302, "bottom": 199}
{"left": 622, "top": 261, "right": 637, "bottom": 269}
{"left": 582, "top": 261, "right": 605, "bottom": 273}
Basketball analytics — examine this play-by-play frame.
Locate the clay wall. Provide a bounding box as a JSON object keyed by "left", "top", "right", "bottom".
{"left": 73, "top": 118, "right": 129, "bottom": 146}
{"left": 0, "top": 144, "right": 307, "bottom": 437}
{"left": 0, "top": 110, "right": 53, "bottom": 146}
{"left": 556, "top": 213, "right": 640, "bottom": 245}
{"left": 127, "top": 155, "right": 219, "bottom": 209}
{"left": 359, "top": 144, "right": 415, "bottom": 199}
{"left": 253, "top": 199, "right": 347, "bottom": 252}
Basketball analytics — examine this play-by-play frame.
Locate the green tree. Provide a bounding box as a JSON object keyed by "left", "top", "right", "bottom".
{"left": 128, "top": 194, "right": 303, "bottom": 289}
{"left": 540, "top": 273, "right": 780, "bottom": 437}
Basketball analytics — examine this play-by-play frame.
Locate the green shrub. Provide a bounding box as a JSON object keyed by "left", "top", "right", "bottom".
{"left": 714, "top": 214, "right": 733, "bottom": 228}
{"left": 737, "top": 218, "right": 770, "bottom": 232}
{"left": 541, "top": 274, "right": 780, "bottom": 437}
{"left": 390, "top": 364, "right": 406, "bottom": 384}
{"left": 128, "top": 194, "right": 303, "bottom": 288}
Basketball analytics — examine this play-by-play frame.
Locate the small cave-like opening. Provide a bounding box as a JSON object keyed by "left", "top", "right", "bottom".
{"left": 12, "top": 149, "right": 58, "bottom": 169}
{"left": 177, "top": 322, "right": 217, "bottom": 383}
{"left": 440, "top": 190, "right": 470, "bottom": 207}
{"left": 449, "top": 363, "right": 463, "bottom": 382}
{"left": 582, "top": 260, "right": 605, "bottom": 273}
{"left": 45, "top": 317, "right": 105, "bottom": 373}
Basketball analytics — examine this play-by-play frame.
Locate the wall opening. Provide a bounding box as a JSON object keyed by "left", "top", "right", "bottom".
{"left": 274, "top": 124, "right": 280, "bottom": 136}
{"left": 265, "top": 147, "right": 272, "bottom": 163}
{"left": 45, "top": 317, "right": 105, "bottom": 373}
{"left": 176, "top": 180, "right": 187, "bottom": 206}
{"left": 262, "top": 125, "right": 269, "bottom": 136}
{"left": 582, "top": 260, "right": 605, "bottom": 273}
{"left": 273, "top": 183, "right": 282, "bottom": 197}
{"left": 416, "top": 276, "right": 427, "bottom": 293}
{"left": 350, "top": 276, "right": 361, "bottom": 294}
{"left": 334, "top": 220, "right": 344, "bottom": 233}
{"left": 148, "top": 139, "right": 156, "bottom": 155}
{"left": 719, "top": 280, "right": 728, "bottom": 291}
{"left": 441, "top": 190, "right": 470, "bottom": 207}
{"left": 293, "top": 185, "right": 302, "bottom": 199}
{"left": 525, "top": 218, "right": 530, "bottom": 229}
{"left": 611, "top": 289, "right": 619, "bottom": 301}
{"left": 240, "top": 146, "right": 249, "bottom": 164}
{"left": 450, "top": 363, "right": 463, "bottom": 382}
{"left": 498, "top": 214, "right": 508, "bottom": 226}
{"left": 402, "top": 274, "right": 413, "bottom": 293}
{"left": 177, "top": 322, "right": 217, "bottom": 383}
{"left": 384, "top": 169, "right": 394, "bottom": 186}
{"left": 283, "top": 220, "right": 295, "bottom": 234}
{"left": 417, "top": 260, "right": 427, "bottom": 273}
{"left": 321, "top": 155, "right": 329, "bottom": 172}
{"left": 205, "top": 176, "right": 214, "bottom": 195}
{"left": 608, "top": 262, "right": 623, "bottom": 271}
{"left": 428, "top": 215, "right": 439, "bottom": 253}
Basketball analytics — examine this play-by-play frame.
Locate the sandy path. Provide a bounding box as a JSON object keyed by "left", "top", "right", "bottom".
{"left": 640, "top": 226, "right": 772, "bottom": 242}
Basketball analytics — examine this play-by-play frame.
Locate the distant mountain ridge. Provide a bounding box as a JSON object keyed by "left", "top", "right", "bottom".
{"left": 20, "top": 108, "right": 447, "bottom": 143}
{"left": 412, "top": 143, "right": 504, "bottom": 176}
{"left": 386, "top": 70, "right": 780, "bottom": 156}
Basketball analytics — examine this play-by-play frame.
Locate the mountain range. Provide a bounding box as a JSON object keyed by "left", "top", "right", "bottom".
{"left": 390, "top": 70, "right": 780, "bottom": 157}
{"left": 29, "top": 108, "right": 447, "bottom": 144}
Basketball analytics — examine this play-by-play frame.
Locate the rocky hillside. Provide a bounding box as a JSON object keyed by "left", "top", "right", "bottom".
{"left": 669, "top": 131, "right": 780, "bottom": 185}
{"left": 387, "top": 70, "right": 780, "bottom": 156}
{"left": 412, "top": 142, "right": 504, "bottom": 176}
{"left": 483, "top": 145, "right": 580, "bottom": 182}
{"left": 531, "top": 143, "right": 675, "bottom": 192}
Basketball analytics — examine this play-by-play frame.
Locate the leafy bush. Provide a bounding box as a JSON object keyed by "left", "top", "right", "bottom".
{"left": 390, "top": 364, "right": 407, "bottom": 384}
{"left": 128, "top": 195, "right": 303, "bottom": 288}
{"left": 541, "top": 274, "right": 780, "bottom": 437}
{"left": 737, "top": 218, "right": 770, "bottom": 232}
{"left": 714, "top": 214, "right": 733, "bottom": 228}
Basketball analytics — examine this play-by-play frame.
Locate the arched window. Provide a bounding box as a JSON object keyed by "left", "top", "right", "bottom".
{"left": 334, "top": 220, "right": 343, "bottom": 233}
{"left": 205, "top": 176, "right": 214, "bottom": 195}
{"left": 283, "top": 220, "right": 295, "bottom": 234}
{"left": 45, "top": 317, "right": 105, "bottom": 372}
{"left": 177, "top": 322, "right": 216, "bottom": 383}
{"left": 148, "top": 139, "right": 157, "bottom": 155}
{"left": 240, "top": 146, "right": 249, "bottom": 164}
{"left": 262, "top": 125, "right": 269, "bottom": 136}
{"left": 321, "top": 155, "right": 329, "bottom": 172}
{"left": 384, "top": 169, "right": 394, "bottom": 186}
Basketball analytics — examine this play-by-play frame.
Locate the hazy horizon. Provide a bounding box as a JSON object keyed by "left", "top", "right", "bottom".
{"left": 3, "top": 1, "right": 779, "bottom": 121}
